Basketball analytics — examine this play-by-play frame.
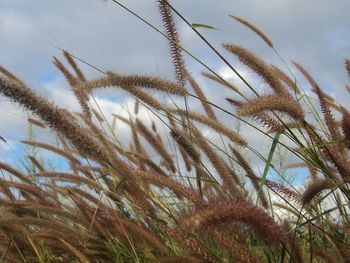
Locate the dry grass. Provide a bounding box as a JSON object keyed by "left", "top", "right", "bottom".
{"left": 0, "top": 1, "right": 349, "bottom": 262}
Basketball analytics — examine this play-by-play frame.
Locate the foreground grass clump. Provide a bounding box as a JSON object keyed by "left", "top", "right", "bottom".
{"left": 0, "top": 1, "right": 349, "bottom": 262}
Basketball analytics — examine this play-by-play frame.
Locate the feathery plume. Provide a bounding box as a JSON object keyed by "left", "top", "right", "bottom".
{"left": 63, "top": 50, "right": 86, "bottom": 82}
{"left": 293, "top": 61, "right": 342, "bottom": 142}
{"left": 136, "top": 119, "right": 176, "bottom": 173}
{"left": 0, "top": 65, "right": 25, "bottom": 85}
{"left": 27, "top": 155, "right": 45, "bottom": 173}
{"left": 271, "top": 65, "right": 300, "bottom": 94}
{"left": 83, "top": 72, "right": 187, "bottom": 96}
{"left": 27, "top": 117, "right": 46, "bottom": 128}
{"left": 136, "top": 169, "right": 203, "bottom": 206}
{"left": 207, "top": 227, "right": 260, "bottom": 263}
{"left": 302, "top": 178, "right": 336, "bottom": 205}
{"left": 173, "top": 109, "right": 247, "bottom": 146}
{"left": 170, "top": 127, "right": 201, "bottom": 163}
{"left": 230, "top": 146, "right": 269, "bottom": 208}
{"left": 190, "top": 124, "right": 241, "bottom": 196}
{"left": 237, "top": 95, "right": 304, "bottom": 120}
{"left": 346, "top": 59, "right": 350, "bottom": 79}
{"left": 202, "top": 71, "right": 240, "bottom": 93}
{"left": 186, "top": 71, "right": 216, "bottom": 120}
{"left": 229, "top": 15, "right": 274, "bottom": 48}
{"left": 223, "top": 44, "right": 289, "bottom": 96}
{"left": 0, "top": 161, "right": 32, "bottom": 184}
{"left": 0, "top": 78, "right": 112, "bottom": 163}
{"left": 157, "top": 0, "right": 187, "bottom": 86}
{"left": 181, "top": 200, "right": 282, "bottom": 245}
{"left": 341, "top": 110, "right": 350, "bottom": 149}
{"left": 226, "top": 97, "right": 284, "bottom": 132}
{"left": 58, "top": 238, "right": 91, "bottom": 263}
{"left": 158, "top": 223, "right": 220, "bottom": 263}
{"left": 53, "top": 56, "right": 91, "bottom": 120}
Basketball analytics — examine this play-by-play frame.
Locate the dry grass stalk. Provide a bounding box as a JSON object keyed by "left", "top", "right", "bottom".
{"left": 122, "top": 85, "right": 169, "bottom": 112}
{"left": 157, "top": 0, "right": 187, "bottom": 86}
{"left": 229, "top": 15, "right": 273, "bottom": 48}
{"left": 207, "top": 227, "right": 260, "bottom": 263}
{"left": 63, "top": 50, "right": 86, "bottom": 82}
{"left": 158, "top": 223, "right": 220, "bottom": 263}
{"left": 0, "top": 65, "right": 25, "bottom": 85}
{"left": 294, "top": 61, "right": 342, "bottom": 143}
{"left": 170, "top": 127, "right": 201, "bottom": 164}
{"left": 302, "top": 178, "right": 336, "bottom": 205}
{"left": 186, "top": 71, "right": 217, "bottom": 120}
{"left": 230, "top": 146, "right": 269, "bottom": 208}
{"left": 270, "top": 65, "right": 300, "bottom": 94}
{"left": 0, "top": 161, "right": 32, "bottom": 184}
{"left": 237, "top": 95, "right": 304, "bottom": 120}
{"left": 136, "top": 119, "right": 176, "bottom": 173}
{"left": 135, "top": 169, "right": 203, "bottom": 206}
{"left": 346, "top": 59, "right": 350, "bottom": 78}
{"left": 223, "top": 44, "right": 289, "bottom": 96}
{"left": 0, "top": 77, "right": 112, "bottom": 164}
{"left": 190, "top": 124, "right": 241, "bottom": 196}
{"left": 82, "top": 72, "right": 187, "bottom": 96}
{"left": 27, "top": 155, "right": 45, "bottom": 173}
{"left": 226, "top": 97, "right": 284, "bottom": 133}
{"left": 21, "top": 140, "right": 80, "bottom": 165}
{"left": 53, "top": 56, "right": 91, "bottom": 120}
{"left": 173, "top": 109, "right": 247, "bottom": 146}
{"left": 134, "top": 99, "right": 140, "bottom": 114}
{"left": 27, "top": 117, "right": 46, "bottom": 128}
{"left": 181, "top": 200, "right": 282, "bottom": 245}
{"left": 34, "top": 172, "right": 101, "bottom": 190}
{"left": 58, "top": 238, "right": 91, "bottom": 263}
{"left": 202, "top": 71, "right": 240, "bottom": 93}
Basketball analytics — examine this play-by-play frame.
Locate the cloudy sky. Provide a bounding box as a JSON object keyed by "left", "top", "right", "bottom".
{"left": 0, "top": 0, "right": 349, "bottom": 179}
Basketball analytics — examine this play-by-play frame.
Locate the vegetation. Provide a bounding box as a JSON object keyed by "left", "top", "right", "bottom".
{"left": 0, "top": 1, "right": 349, "bottom": 262}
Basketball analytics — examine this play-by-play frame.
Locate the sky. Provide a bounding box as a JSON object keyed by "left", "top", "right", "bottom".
{"left": 0, "top": 0, "right": 350, "bottom": 183}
